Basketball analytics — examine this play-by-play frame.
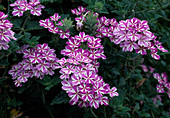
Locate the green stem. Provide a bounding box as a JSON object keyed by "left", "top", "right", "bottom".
{"left": 7, "top": 0, "right": 10, "bottom": 15}
{"left": 127, "top": 54, "right": 141, "bottom": 60}
{"left": 2, "top": 56, "right": 8, "bottom": 78}
{"left": 19, "top": 14, "right": 31, "bottom": 34}
{"left": 47, "top": 108, "right": 54, "bottom": 118}
{"left": 40, "top": 85, "right": 54, "bottom": 118}
{"left": 104, "top": 106, "right": 107, "bottom": 118}
{"left": 131, "top": 0, "right": 139, "bottom": 17}
{"left": 38, "top": 84, "right": 46, "bottom": 105}
{"left": 159, "top": 51, "right": 170, "bottom": 55}
{"left": 90, "top": 108, "right": 98, "bottom": 118}
{"left": 118, "top": 65, "right": 136, "bottom": 87}
{"left": 161, "top": 17, "right": 170, "bottom": 22}
{"left": 135, "top": 2, "right": 170, "bottom": 14}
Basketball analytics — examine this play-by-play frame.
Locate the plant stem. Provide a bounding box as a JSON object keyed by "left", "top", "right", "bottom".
{"left": 118, "top": 65, "right": 136, "bottom": 87}
{"left": 104, "top": 106, "right": 107, "bottom": 118}
{"left": 7, "top": 0, "right": 10, "bottom": 15}
{"left": 127, "top": 54, "right": 141, "bottom": 60}
{"left": 19, "top": 14, "right": 30, "bottom": 34}
{"left": 135, "top": 2, "right": 170, "bottom": 14}
{"left": 40, "top": 85, "right": 54, "bottom": 118}
{"left": 131, "top": 0, "right": 139, "bottom": 17}
{"left": 2, "top": 56, "right": 8, "bottom": 78}
{"left": 47, "top": 108, "right": 54, "bottom": 118}
{"left": 90, "top": 108, "right": 98, "bottom": 118}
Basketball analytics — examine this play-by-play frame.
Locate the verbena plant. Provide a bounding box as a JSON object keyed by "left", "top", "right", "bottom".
{"left": 0, "top": 0, "right": 169, "bottom": 118}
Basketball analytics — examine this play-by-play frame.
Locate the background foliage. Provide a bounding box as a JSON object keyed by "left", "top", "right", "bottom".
{"left": 0, "top": 0, "right": 170, "bottom": 118}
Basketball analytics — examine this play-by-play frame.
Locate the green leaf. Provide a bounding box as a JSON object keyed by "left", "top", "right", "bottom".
{"left": 44, "top": 8, "right": 56, "bottom": 15}
{"left": 7, "top": 98, "right": 23, "bottom": 107}
{"left": 22, "top": 32, "right": 39, "bottom": 46}
{"left": 0, "top": 4, "right": 6, "bottom": 10}
{"left": 133, "top": 103, "right": 140, "bottom": 112}
{"left": 12, "top": 18, "right": 23, "bottom": 28}
{"left": 25, "top": 21, "right": 43, "bottom": 31}
{"left": 111, "top": 68, "right": 120, "bottom": 75}
{"left": 7, "top": 40, "right": 20, "bottom": 54}
{"left": 0, "top": 59, "right": 9, "bottom": 66}
{"left": 37, "top": 75, "right": 61, "bottom": 91}
{"left": 51, "top": 91, "right": 69, "bottom": 105}
{"left": 40, "top": 0, "right": 63, "bottom": 3}
{"left": 0, "top": 78, "right": 6, "bottom": 84}
{"left": 60, "top": 17, "right": 74, "bottom": 30}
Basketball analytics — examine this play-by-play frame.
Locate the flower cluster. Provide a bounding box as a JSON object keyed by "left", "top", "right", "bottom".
{"left": 72, "top": 7, "right": 118, "bottom": 38}
{"left": 153, "top": 72, "right": 170, "bottom": 98}
{"left": 72, "top": 7, "right": 167, "bottom": 60}
{"left": 141, "top": 64, "right": 155, "bottom": 73}
{"left": 8, "top": 43, "right": 59, "bottom": 87}
{"left": 39, "top": 13, "right": 70, "bottom": 39}
{"left": 0, "top": 12, "right": 16, "bottom": 50}
{"left": 141, "top": 64, "right": 155, "bottom": 78}
{"left": 57, "top": 32, "right": 118, "bottom": 109}
{"left": 10, "top": 0, "right": 45, "bottom": 17}
{"left": 111, "top": 18, "right": 168, "bottom": 60}
{"left": 152, "top": 95, "right": 162, "bottom": 107}
{"left": 71, "top": 6, "right": 88, "bottom": 30}
{"left": 95, "top": 16, "right": 118, "bottom": 38}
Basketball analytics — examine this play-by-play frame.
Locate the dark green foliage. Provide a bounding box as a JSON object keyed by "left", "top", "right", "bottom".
{"left": 0, "top": 0, "right": 169, "bottom": 118}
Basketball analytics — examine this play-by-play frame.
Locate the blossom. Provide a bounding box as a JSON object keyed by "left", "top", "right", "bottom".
{"left": 29, "top": 52, "right": 42, "bottom": 63}
{"left": 93, "top": 82, "right": 106, "bottom": 97}
{"left": 109, "top": 17, "right": 168, "bottom": 60}
{"left": 109, "top": 87, "right": 119, "bottom": 97}
{"left": 10, "top": 0, "right": 45, "bottom": 17}
{"left": 36, "top": 60, "right": 51, "bottom": 73}
{"left": 74, "top": 32, "right": 89, "bottom": 42}
{"left": 11, "top": 7, "right": 25, "bottom": 17}
{"left": 57, "top": 26, "right": 118, "bottom": 109}
{"left": 156, "top": 85, "right": 165, "bottom": 93}
{"left": 68, "top": 86, "right": 80, "bottom": 105}
{"left": 17, "top": 71, "right": 30, "bottom": 83}
{"left": 58, "top": 29, "right": 70, "bottom": 39}
{"left": 89, "top": 94, "right": 100, "bottom": 109}
{"left": 141, "top": 65, "right": 148, "bottom": 72}
{"left": 50, "top": 13, "right": 61, "bottom": 21}
{"left": 153, "top": 72, "right": 170, "bottom": 98}
{"left": 0, "top": 12, "right": 8, "bottom": 19}
{"left": 39, "top": 13, "right": 71, "bottom": 39}
{"left": 0, "top": 12, "right": 16, "bottom": 50}
{"left": 0, "top": 40, "right": 9, "bottom": 50}
{"left": 9, "top": 44, "right": 59, "bottom": 87}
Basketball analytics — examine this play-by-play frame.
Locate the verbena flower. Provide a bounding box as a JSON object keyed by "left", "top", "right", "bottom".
{"left": 10, "top": 0, "right": 45, "bottom": 17}
{"left": 39, "top": 14, "right": 71, "bottom": 39}
{"left": 153, "top": 72, "right": 170, "bottom": 98}
{"left": 152, "top": 95, "right": 162, "bottom": 107}
{"left": 0, "top": 11, "right": 16, "bottom": 50}
{"left": 110, "top": 18, "right": 167, "bottom": 60}
{"left": 8, "top": 43, "right": 59, "bottom": 87}
{"left": 57, "top": 31, "right": 118, "bottom": 109}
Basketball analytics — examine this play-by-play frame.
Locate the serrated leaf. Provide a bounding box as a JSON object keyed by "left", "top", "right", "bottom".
{"left": 37, "top": 75, "right": 61, "bottom": 91}
{"left": 44, "top": 8, "right": 56, "bottom": 15}
{"left": 111, "top": 68, "right": 120, "bottom": 75}
{"left": 0, "top": 78, "right": 6, "bottom": 84}
{"left": 12, "top": 18, "right": 23, "bottom": 28}
{"left": 25, "top": 21, "right": 43, "bottom": 31}
{"left": 51, "top": 91, "right": 69, "bottom": 105}
{"left": 40, "top": 0, "right": 63, "bottom": 3}
{"left": 22, "top": 33, "right": 39, "bottom": 46}
{"left": 121, "top": 106, "right": 131, "bottom": 112}
{"left": 8, "top": 40, "right": 20, "bottom": 54}
{"left": 0, "top": 59, "right": 9, "bottom": 66}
